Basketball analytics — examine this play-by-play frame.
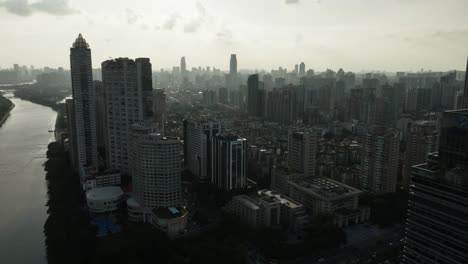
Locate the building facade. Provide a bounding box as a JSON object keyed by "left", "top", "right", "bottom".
{"left": 288, "top": 129, "right": 319, "bottom": 177}
{"left": 361, "top": 126, "right": 400, "bottom": 193}
{"left": 184, "top": 119, "right": 222, "bottom": 183}
{"left": 288, "top": 177, "right": 370, "bottom": 228}
{"left": 131, "top": 132, "right": 182, "bottom": 209}
{"left": 402, "top": 110, "right": 468, "bottom": 264}
{"left": 69, "top": 34, "right": 98, "bottom": 172}
{"left": 211, "top": 134, "right": 247, "bottom": 190}
{"left": 101, "top": 57, "right": 153, "bottom": 174}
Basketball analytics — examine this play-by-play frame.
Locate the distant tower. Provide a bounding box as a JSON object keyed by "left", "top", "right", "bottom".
{"left": 181, "top": 56, "right": 186, "bottom": 74}
{"left": 361, "top": 126, "right": 400, "bottom": 193}
{"left": 230, "top": 54, "right": 237, "bottom": 75}
{"left": 70, "top": 34, "right": 98, "bottom": 171}
{"left": 462, "top": 56, "right": 468, "bottom": 109}
{"left": 247, "top": 74, "right": 259, "bottom": 116}
{"left": 299, "top": 62, "right": 306, "bottom": 77}
{"left": 229, "top": 54, "right": 238, "bottom": 90}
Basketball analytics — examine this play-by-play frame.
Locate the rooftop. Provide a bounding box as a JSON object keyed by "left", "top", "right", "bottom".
{"left": 152, "top": 207, "right": 188, "bottom": 219}
{"left": 72, "top": 33, "right": 89, "bottom": 49}
{"left": 258, "top": 190, "right": 303, "bottom": 209}
{"left": 234, "top": 195, "right": 260, "bottom": 210}
{"left": 86, "top": 186, "right": 123, "bottom": 201}
{"left": 289, "top": 177, "right": 361, "bottom": 201}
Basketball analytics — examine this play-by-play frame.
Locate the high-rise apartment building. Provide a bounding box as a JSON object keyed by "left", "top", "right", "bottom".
{"left": 218, "top": 87, "right": 228, "bottom": 104}
{"left": 130, "top": 124, "right": 182, "bottom": 209}
{"left": 402, "top": 121, "right": 438, "bottom": 189}
{"left": 288, "top": 129, "right": 319, "bottom": 177}
{"left": 462, "top": 57, "right": 468, "bottom": 109}
{"left": 211, "top": 134, "right": 247, "bottom": 190}
{"left": 402, "top": 109, "right": 468, "bottom": 264}
{"left": 247, "top": 74, "right": 261, "bottom": 117}
{"left": 184, "top": 119, "right": 222, "bottom": 183}
{"left": 299, "top": 62, "right": 305, "bottom": 77}
{"left": 230, "top": 54, "right": 237, "bottom": 76}
{"left": 266, "top": 88, "right": 296, "bottom": 125}
{"left": 361, "top": 126, "right": 400, "bottom": 193}
{"left": 153, "top": 88, "right": 166, "bottom": 131}
{"left": 101, "top": 57, "right": 153, "bottom": 174}
{"left": 69, "top": 34, "right": 98, "bottom": 172}
{"left": 94, "top": 80, "right": 108, "bottom": 169}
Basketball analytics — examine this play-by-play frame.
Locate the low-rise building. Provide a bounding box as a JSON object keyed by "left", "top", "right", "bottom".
{"left": 151, "top": 207, "right": 188, "bottom": 239}
{"left": 225, "top": 190, "right": 309, "bottom": 233}
{"left": 86, "top": 186, "right": 124, "bottom": 214}
{"left": 288, "top": 177, "right": 369, "bottom": 227}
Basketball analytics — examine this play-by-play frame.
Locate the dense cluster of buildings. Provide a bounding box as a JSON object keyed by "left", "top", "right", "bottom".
{"left": 61, "top": 33, "right": 468, "bottom": 263}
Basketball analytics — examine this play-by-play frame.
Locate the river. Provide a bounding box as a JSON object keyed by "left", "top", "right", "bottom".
{"left": 0, "top": 93, "right": 56, "bottom": 264}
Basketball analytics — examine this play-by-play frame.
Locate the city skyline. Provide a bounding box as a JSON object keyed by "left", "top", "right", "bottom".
{"left": 1, "top": 0, "right": 468, "bottom": 71}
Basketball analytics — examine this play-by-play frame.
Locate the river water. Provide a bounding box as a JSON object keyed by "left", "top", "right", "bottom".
{"left": 0, "top": 93, "right": 56, "bottom": 264}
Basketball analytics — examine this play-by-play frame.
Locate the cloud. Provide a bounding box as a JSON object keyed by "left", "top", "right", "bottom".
{"left": 0, "top": 0, "right": 78, "bottom": 16}
{"left": 162, "top": 13, "right": 180, "bottom": 30}
{"left": 184, "top": 19, "right": 202, "bottom": 33}
{"left": 432, "top": 28, "right": 468, "bottom": 41}
{"left": 285, "top": 0, "right": 300, "bottom": 4}
{"left": 125, "top": 8, "right": 141, "bottom": 25}
{"left": 216, "top": 27, "right": 234, "bottom": 45}
{"left": 183, "top": 1, "right": 207, "bottom": 33}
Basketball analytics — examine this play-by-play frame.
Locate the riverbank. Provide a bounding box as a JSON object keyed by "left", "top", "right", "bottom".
{"left": 0, "top": 94, "right": 15, "bottom": 126}
{"left": 8, "top": 83, "right": 70, "bottom": 111}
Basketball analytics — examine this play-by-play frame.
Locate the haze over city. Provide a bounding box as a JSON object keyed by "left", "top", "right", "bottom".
{"left": 1, "top": 0, "right": 468, "bottom": 71}
{"left": 1, "top": 1, "right": 468, "bottom": 264}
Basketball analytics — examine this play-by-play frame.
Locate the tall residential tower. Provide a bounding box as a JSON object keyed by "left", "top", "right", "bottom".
{"left": 101, "top": 57, "right": 153, "bottom": 174}
{"left": 70, "top": 34, "right": 98, "bottom": 171}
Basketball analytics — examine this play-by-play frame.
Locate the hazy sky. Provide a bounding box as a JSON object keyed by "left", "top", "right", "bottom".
{"left": 1, "top": 0, "right": 468, "bottom": 72}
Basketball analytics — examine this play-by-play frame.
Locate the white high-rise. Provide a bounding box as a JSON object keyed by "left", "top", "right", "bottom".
{"left": 130, "top": 125, "right": 182, "bottom": 209}
{"left": 70, "top": 34, "right": 98, "bottom": 171}
{"left": 102, "top": 57, "right": 153, "bottom": 174}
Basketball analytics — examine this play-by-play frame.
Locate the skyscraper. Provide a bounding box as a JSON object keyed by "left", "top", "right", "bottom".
{"left": 402, "top": 121, "right": 438, "bottom": 189}
{"left": 180, "top": 56, "right": 186, "bottom": 75}
{"left": 402, "top": 109, "right": 468, "bottom": 264}
{"left": 153, "top": 88, "right": 166, "bottom": 131}
{"left": 288, "top": 129, "right": 319, "bottom": 177}
{"left": 230, "top": 54, "right": 237, "bottom": 75}
{"left": 247, "top": 74, "right": 259, "bottom": 117}
{"left": 184, "top": 119, "right": 222, "bottom": 183}
{"left": 299, "top": 62, "right": 305, "bottom": 77}
{"left": 462, "top": 56, "right": 468, "bottom": 109}
{"left": 266, "top": 88, "right": 295, "bottom": 125}
{"left": 211, "top": 134, "right": 247, "bottom": 190}
{"left": 361, "top": 126, "right": 400, "bottom": 193}
{"left": 229, "top": 54, "right": 238, "bottom": 90}
{"left": 69, "top": 34, "right": 98, "bottom": 172}
{"left": 94, "top": 80, "right": 108, "bottom": 169}
{"left": 102, "top": 57, "right": 153, "bottom": 174}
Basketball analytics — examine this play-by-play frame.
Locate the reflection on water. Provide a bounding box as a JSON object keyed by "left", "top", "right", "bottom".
{"left": 0, "top": 95, "right": 56, "bottom": 264}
